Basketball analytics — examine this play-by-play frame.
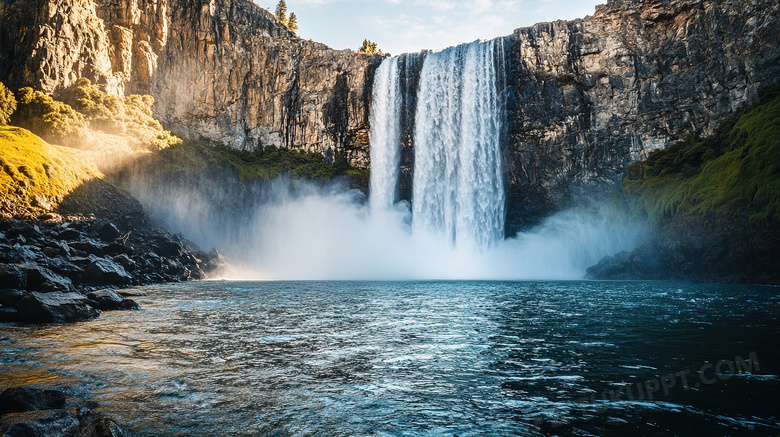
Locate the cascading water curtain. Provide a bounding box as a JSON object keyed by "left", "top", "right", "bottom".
{"left": 368, "top": 56, "right": 402, "bottom": 212}
{"left": 412, "top": 39, "right": 506, "bottom": 251}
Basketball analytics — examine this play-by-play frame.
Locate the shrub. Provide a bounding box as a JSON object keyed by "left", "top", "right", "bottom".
{"left": 60, "top": 78, "right": 181, "bottom": 150}
{"left": 0, "top": 81, "right": 16, "bottom": 125}
{"left": 12, "top": 87, "right": 87, "bottom": 145}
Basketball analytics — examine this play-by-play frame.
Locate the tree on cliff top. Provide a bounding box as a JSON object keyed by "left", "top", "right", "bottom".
{"left": 0, "top": 82, "right": 16, "bottom": 125}
{"left": 287, "top": 12, "right": 298, "bottom": 34}
{"left": 275, "top": 0, "right": 287, "bottom": 26}
{"left": 358, "top": 39, "right": 381, "bottom": 55}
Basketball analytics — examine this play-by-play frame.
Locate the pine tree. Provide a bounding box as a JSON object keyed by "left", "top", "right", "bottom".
{"left": 358, "top": 39, "right": 381, "bottom": 55}
{"left": 275, "top": 0, "right": 287, "bottom": 26}
{"left": 287, "top": 12, "right": 298, "bottom": 34}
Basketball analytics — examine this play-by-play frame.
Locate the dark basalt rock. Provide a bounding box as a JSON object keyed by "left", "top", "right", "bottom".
{"left": 55, "top": 228, "right": 81, "bottom": 241}
{"left": 69, "top": 240, "right": 107, "bottom": 256}
{"left": 0, "top": 307, "right": 18, "bottom": 323}
{"left": 46, "top": 258, "right": 85, "bottom": 284}
{"left": 24, "top": 265, "right": 73, "bottom": 293}
{"left": 0, "top": 387, "right": 66, "bottom": 414}
{"left": 0, "top": 409, "right": 80, "bottom": 437}
{"left": 16, "top": 292, "right": 100, "bottom": 324}
{"left": 0, "top": 264, "right": 27, "bottom": 289}
{"left": 118, "top": 299, "right": 140, "bottom": 311}
{"left": 86, "top": 289, "right": 124, "bottom": 311}
{"left": 0, "top": 288, "right": 26, "bottom": 307}
{"left": 111, "top": 254, "right": 135, "bottom": 272}
{"left": 0, "top": 386, "right": 136, "bottom": 437}
{"left": 84, "top": 259, "right": 132, "bottom": 286}
{"left": 97, "top": 223, "right": 122, "bottom": 242}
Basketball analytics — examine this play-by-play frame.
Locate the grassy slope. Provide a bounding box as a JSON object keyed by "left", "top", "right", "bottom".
{"left": 126, "top": 138, "right": 369, "bottom": 184}
{"left": 622, "top": 86, "right": 780, "bottom": 224}
{"left": 0, "top": 126, "right": 101, "bottom": 217}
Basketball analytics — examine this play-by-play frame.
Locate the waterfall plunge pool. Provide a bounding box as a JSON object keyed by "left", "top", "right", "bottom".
{"left": 1, "top": 280, "right": 778, "bottom": 436}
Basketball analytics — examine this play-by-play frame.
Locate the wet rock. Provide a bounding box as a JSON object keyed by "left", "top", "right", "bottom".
{"left": 86, "top": 289, "right": 124, "bottom": 311}
{"left": 0, "top": 288, "right": 26, "bottom": 307}
{"left": 105, "top": 243, "right": 132, "bottom": 256}
{"left": 25, "top": 265, "right": 73, "bottom": 292}
{"left": 76, "top": 415, "right": 135, "bottom": 437}
{"left": 155, "top": 240, "right": 182, "bottom": 258}
{"left": 0, "top": 307, "right": 18, "bottom": 323}
{"left": 118, "top": 299, "right": 140, "bottom": 311}
{"left": 0, "top": 387, "right": 66, "bottom": 414}
{"left": 16, "top": 292, "right": 100, "bottom": 324}
{"left": 0, "top": 264, "right": 27, "bottom": 289}
{"left": 112, "top": 254, "right": 135, "bottom": 272}
{"left": 46, "top": 258, "right": 84, "bottom": 284}
{"left": 0, "top": 409, "right": 79, "bottom": 437}
{"left": 69, "top": 240, "right": 106, "bottom": 256}
{"left": 98, "top": 223, "right": 121, "bottom": 242}
{"left": 6, "top": 225, "right": 41, "bottom": 240}
{"left": 55, "top": 229, "right": 81, "bottom": 241}
{"left": 84, "top": 259, "right": 132, "bottom": 286}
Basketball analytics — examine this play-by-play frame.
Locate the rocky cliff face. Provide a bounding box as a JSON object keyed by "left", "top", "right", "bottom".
{"left": 501, "top": 0, "right": 780, "bottom": 231}
{"left": 0, "top": 0, "right": 380, "bottom": 165}
{"left": 2, "top": 0, "right": 778, "bottom": 230}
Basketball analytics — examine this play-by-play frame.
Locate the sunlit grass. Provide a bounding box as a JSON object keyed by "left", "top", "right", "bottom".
{"left": 0, "top": 126, "right": 101, "bottom": 216}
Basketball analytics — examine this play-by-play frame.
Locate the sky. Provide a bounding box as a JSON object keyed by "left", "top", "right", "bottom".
{"left": 258, "top": 0, "right": 604, "bottom": 55}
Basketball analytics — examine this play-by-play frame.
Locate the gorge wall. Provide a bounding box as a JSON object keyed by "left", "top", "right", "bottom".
{"left": 0, "top": 0, "right": 380, "bottom": 165}
{"left": 1, "top": 0, "right": 779, "bottom": 231}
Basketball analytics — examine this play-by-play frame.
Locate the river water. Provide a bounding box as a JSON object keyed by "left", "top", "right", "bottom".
{"left": 1, "top": 281, "right": 778, "bottom": 436}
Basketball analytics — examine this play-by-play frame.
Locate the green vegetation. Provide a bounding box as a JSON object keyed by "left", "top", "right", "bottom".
{"left": 358, "top": 39, "right": 381, "bottom": 55}
{"left": 622, "top": 85, "right": 780, "bottom": 223}
{"left": 275, "top": 0, "right": 287, "bottom": 26}
{"left": 127, "top": 138, "right": 368, "bottom": 184}
{"left": 0, "top": 125, "right": 101, "bottom": 215}
{"left": 60, "top": 78, "right": 181, "bottom": 150}
{"left": 287, "top": 12, "right": 298, "bottom": 35}
{"left": 11, "top": 88, "right": 87, "bottom": 145}
{"left": 8, "top": 79, "right": 179, "bottom": 150}
{"left": 0, "top": 82, "right": 16, "bottom": 125}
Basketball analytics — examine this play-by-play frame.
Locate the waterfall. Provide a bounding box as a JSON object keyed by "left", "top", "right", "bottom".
{"left": 412, "top": 39, "right": 505, "bottom": 250}
{"left": 368, "top": 39, "right": 505, "bottom": 251}
{"left": 368, "top": 57, "right": 402, "bottom": 212}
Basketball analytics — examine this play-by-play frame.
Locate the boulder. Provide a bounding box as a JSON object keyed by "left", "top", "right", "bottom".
{"left": 0, "top": 307, "right": 18, "bottom": 323}
{"left": 84, "top": 259, "right": 132, "bottom": 286}
{"left": 46, "top": 258, "right": 85, "bottom": 284}
{"left": 55, "top": 228, "right": 81, "bottom": 241}
{"left": 25, "top": 265, "right": 73, "bottom": 292}
{"left": 0, "top": 264, "right": 27, "bottom": 289}
{"left": 112, "top": 254, "right": 136, "bottom": 272}
{"left": 98, "top": 223, "right": 121, "bottom": 242}
{"left": 0, "top": 409, "right": 79, "bottom": 437}
{"left": 0, "top": 288, "right": 26, "bottom": 306}
{"left": 0, "top": 387, "right": 66, "bottom": 414}
{"left": 156, "top": 240, "right": 182, "bottom": 258}
{"left": 16, "top": 292, "right": 100, "bottom": 324}
{"left": 105, "top": 243, "right": 132, "bottom": 256}
{"left": 6, "top": 225, "right": 42, "bottom": 240}
{"left": 86, "top": 289, "right": 124, "bottom": 311}
{"left": 118, "top": 299, "right": 140, "bottom": 310}
{"left": 69, "top": 240, "right": 106, "bottom": 256}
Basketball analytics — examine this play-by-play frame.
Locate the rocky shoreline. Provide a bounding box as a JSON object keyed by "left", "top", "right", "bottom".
{"left": 0, "top": 214, "right": 225, "bottom": 325}
{"left": 0, "top": 385, "right": 135, "bottom": 437}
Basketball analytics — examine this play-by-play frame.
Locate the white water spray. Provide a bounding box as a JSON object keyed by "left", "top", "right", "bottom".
{"left": 125, "top": 38, "right": 648, "bottom": 280}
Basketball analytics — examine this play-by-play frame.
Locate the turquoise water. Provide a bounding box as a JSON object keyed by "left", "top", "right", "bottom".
{"left": 1, "top": 281, "right": 778, "bottom": 436}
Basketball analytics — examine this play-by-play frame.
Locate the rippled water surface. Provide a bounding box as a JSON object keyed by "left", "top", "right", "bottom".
{"left": 1, "top": 281, "right": 779, "bottom": 436}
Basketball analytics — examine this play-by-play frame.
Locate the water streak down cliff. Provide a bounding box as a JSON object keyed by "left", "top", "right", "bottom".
{"left": 1, "top": 0, "right": 778, "bottom": 231}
